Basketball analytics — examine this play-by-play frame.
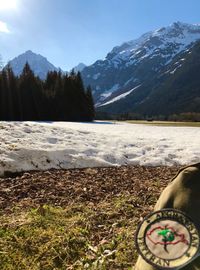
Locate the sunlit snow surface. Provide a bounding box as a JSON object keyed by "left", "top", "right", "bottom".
{"left": 0, "top": 121, "right": 200, "bottom": 176}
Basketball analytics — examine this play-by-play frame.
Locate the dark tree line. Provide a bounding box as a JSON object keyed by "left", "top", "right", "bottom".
{"left": 0, "top": 63, "right": 95, "bottom": 121}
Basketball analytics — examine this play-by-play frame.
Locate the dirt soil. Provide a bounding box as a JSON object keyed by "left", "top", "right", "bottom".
{"left": 0, "top": 165, "right": 180, "bottom": 212}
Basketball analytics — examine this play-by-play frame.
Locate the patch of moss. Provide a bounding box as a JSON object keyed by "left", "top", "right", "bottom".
{"left": 0, "top": 187, "right": 162, "bottom": 269}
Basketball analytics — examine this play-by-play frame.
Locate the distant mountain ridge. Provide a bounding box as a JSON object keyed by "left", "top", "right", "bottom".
{"left": 8, "top": 50, "right": 61, "bottom": 80}
{"left": 4, "top": 21, "right": 200, "bottom": 117}
{"left": 80, "top": 21, "right": 200, "bottom": 113}
{"left": 97, "top": 40, "right": 200, "bottom": 117}
{"left": 7, "top": 51, "right": 87, "bottom": 79}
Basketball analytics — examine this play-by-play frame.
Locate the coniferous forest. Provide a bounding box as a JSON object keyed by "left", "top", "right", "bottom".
{"left": 0, "top": 63, "right": 95, "bottom": 121}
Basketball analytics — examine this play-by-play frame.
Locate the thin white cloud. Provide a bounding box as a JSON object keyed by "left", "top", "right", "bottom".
{"left": 0, "top": 21, "right": 10, "bottom": 33}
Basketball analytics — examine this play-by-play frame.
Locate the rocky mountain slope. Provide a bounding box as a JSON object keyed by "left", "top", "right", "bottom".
{"left": 5, "top": 22, "right": 200, "bottom": 117}
{"left": 98, "top": 40, "right": 200, "bottom": 116}
{"left": 81, "top": 22, "right": 200, "bottom": 115}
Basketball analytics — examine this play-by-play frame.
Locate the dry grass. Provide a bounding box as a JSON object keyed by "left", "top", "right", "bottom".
{"left": 123, "top": 120, "right": 200, "bottom": 127}
{"left": 0, "top": 166, "right": 179, "bottom": 269}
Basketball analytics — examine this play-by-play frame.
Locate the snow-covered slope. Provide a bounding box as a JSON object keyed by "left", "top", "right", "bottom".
{"left": 81, "top": 22, "right": 200, "bottom": 107}
{"left": 99, "top": 85, "right": 141, "bottom": 107}
{"left": 98, "top": 40, "right": 200, "bottom": 115}
{"left": 8, "top": 50, "right": 60, "bottom": 80}
{"left": 0, "top": 121, "right": 200, "bottom": 176}
{"left": 106, "top": 22, "right": 200, "bottom": 66}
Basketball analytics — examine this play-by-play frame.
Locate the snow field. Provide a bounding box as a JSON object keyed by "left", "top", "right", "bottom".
{"left": 0, "top": 121, "right": 199, "bottom": 176}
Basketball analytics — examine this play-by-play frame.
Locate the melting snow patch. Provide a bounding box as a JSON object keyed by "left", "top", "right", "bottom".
{"left": 0, "top": 121, "right": 199, "bottom": 176}
{"left": 99, "top": 85, "right": 141, "bottom": 106}
{"left": 170, "top": 64, "right": 182, "bottom": 74}
{"left": 93, "top": 73, "right": 101, "bottom": 80}
{"left": 99, "top": 84, "right": 120, "bottom": 101}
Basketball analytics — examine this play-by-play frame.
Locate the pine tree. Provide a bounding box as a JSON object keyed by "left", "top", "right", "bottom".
{"left": 62, "top": 73, "right": 72, "bottom": 121}
{"left": 0, "top": 55, "right": 3, "bottom": 71}
{"left": 19, "top": 62, "right": 43, "bottom": 120}
{"left": 0, "top": 69, "right": 9, "bottom": 120}
{"left": 86, "top": 85, "right": 95, "bottom": 121}
{"left": 75, "top": 72, "right": 88, "bottom": 121}
{"left": 0, "top": 62, "right": 95, "bottom": 122}
{"left": 0, "top": 72, "right": 3, "bottom": 120}
{"left": 6, "top": 65, "right": 18, "bottom": 120}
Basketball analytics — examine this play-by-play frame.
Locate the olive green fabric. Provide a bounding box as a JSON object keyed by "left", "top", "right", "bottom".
{"left": 135, "top": 163, "right": 200, "bottom": 270}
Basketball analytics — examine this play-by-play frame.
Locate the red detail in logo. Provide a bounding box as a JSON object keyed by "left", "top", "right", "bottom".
{"left": 146, "top": 226, "right": 189, "bottom": 245}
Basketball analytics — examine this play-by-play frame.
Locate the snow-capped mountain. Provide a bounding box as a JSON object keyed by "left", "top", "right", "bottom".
{"left": 8, "top": 50, "right": 60, "bottom": 80}
{"left": 5, "top": 22, "right": 200, "bottom": 117}
{"left": 97, "top": 40, "right": 200, "bottom": 116}
{"left": 81, "top": 22, "right": 200, "bottom": 108}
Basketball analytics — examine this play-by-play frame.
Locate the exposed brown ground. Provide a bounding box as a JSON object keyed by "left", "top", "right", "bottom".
{"left": 0, "top": 165, "right": 185, "bottom": 269}
{"left": 0, "top": 165, "right": 180, "bottom": 212}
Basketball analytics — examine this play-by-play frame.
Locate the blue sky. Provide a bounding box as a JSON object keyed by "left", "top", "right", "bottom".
{"left": 0, "top": 0, "right": 200, "bottom": 71}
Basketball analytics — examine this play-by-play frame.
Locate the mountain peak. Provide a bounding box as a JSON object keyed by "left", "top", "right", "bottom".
{"left": 152, "top": 21, "right": 200, "bottom": 36}
{"left": 81, "top": 21, "right": 200, "bottom": 108}
{"left": 25, "top": 50, "right": 34, "bottom": 54}
{"left": 72, "top": 62, "right": 86, "bottom": 73}
{"left": 8, "top": 50, "right": 60, "bottom": 79}
{"left": 23, "top": 50, "right": 46, "bottom": 60}
{"left": 106, "top": 22, "right": 200, "bottom": 61}
{"left": 171, "top": 21, "right": 186, "bottom": 28}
